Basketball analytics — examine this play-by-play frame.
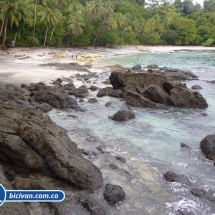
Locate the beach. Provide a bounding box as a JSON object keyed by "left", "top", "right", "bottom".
{"left": 1, "top": 46, "right": 215, "bottom": 215}
{"left": 1, "top": 45, "right": 215, "bottom": 86}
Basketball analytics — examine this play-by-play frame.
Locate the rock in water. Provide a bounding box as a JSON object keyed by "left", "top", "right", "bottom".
{"left": 77, "top": 195, "right": 106, "bottom": 215}
{"left": 109, "top": 70, "right": 208, "bottom": 109}
{"left": 200, "top": 134, "right": 215, "bottom": 161}
{"left": 103, "top": 184, "right": 125, "bottom": 205}
{"left": 191, "top": 85, "right": 202, "bottom": 90}
{"left": 110, "top": 109, "right": 135, "bottom": 121}
{"left": 163, "top": 171, "right": 192, "bottom": 185}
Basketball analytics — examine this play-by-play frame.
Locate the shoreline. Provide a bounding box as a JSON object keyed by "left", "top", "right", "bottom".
{"left": 1, "top": 45, "right": 215, "bottom": 86}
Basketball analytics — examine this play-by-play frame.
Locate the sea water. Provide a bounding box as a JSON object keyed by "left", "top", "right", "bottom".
{"left": 48, "top": 50, "right": 215, "bottom": 215}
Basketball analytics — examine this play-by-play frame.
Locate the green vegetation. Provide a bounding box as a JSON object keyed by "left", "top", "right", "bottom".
{"left": 0, "top": 0, "right": 215, "bottom": 47}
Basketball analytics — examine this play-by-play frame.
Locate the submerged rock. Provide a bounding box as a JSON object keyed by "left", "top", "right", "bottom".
{"left": 163, "top": 171, "right": 192, "bottom": 185}
{"left": 191, "top": 85, "right": 202, "bottom": 90}
{"left": 77, "top": 195, "right": 106, "bottom": 215}
{"left": 191, "top": 188, "right": 215, "bottom": 202}
{"left": 103, "top": 184, "right": 126, "bottom": 205}
{"left": 88, "top": 98, "right": 98, "bottom": 103}
{"left": 200, "top": 134, "right": 215, "bottom": 161}
{"left": 110, "top": 109, "right": 135, "bottom": 121}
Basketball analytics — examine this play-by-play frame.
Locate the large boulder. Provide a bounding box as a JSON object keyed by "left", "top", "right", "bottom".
{"left": 0, "top": 86, "right": 103, "bottom": 191}
{"left": 109, "top": 70, "right": 208, "bottom": 109}
{"left": 200, "top": 134, "right": 215, "bottom": 161}
{"left": 110, "top": 109, "right": 135, "bottom": 121}
{"left": 103, "top": 184, "right": 126, "bottom": 205}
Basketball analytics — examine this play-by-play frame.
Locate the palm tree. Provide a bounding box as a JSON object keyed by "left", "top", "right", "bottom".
{"left": 38, "top": 0, "right": 61, "bottom": 46}
{"left": 92, "top": 0, "right": 114, "bottom": 46}
{"left": 68, "top": 15, "right": 85, "bottom": 38}
{"left": 0, "top": 0, "right": 27, "bottom": 47}
{"left": 86, "top": 0, "right": 104, "bottom": 21}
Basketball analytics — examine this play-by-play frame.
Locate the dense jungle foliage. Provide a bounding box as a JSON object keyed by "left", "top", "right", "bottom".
{"left": 0, "top": 0, "right": 215, "bottom": 47}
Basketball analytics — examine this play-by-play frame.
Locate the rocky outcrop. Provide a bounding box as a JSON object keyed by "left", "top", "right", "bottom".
{"left": 163, "top": 171, "right": 192, "bottom": 185}
{"left": 200, "top": 134, "right": 215, "bottom": 161}
{"left": 0, "top": 85, "right": 103, "bottom": 191}
{"left": 103, "top": 184, "right": 125, "bottom": 205}
{"left": 109, "top": 70, "right": 208, "bottom": 109}
{"left": 109, "top": 109, "right": 135, "bottom": 121}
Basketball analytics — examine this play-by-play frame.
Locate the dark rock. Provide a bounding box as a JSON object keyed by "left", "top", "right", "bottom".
{"left": 110, "top": 109, "right": 135, "bottom": 121}
{"left": 177, "top": 210, "right": 195, "bottom": 215}
{"left": 200, "top": 134, "right": 215, "bottom": 161}
{"left": 191, "top": 188, "right": 206, "bottom": 197}
{"left": 125, "top": 91, "right": 166, "bottom": 109}
{"left": 4, "top": 169, "right": 15, "bottom": 181}
{"left": 90, "top": 85, "right": 98, "bottom": 91}
{"left": 79, "top": 99, "right": 84, "bottom": 102}
{"left": 206, "top": 80, "right": 215, "bottom": 84}
{"left": 38, "top": 103, "right": 52, "bottom": 112}
{"left": 181, "top": 143, "right": 190, "bottom": 148}
{"left": 0, "top": 165, "right": 30, "bottom": 214}
{"left": 109, "top": 70, "right": 207, "bottom": 109}
{"left": 77, "top": 194, "right": 106, "bottom": 215}
{"left": 115, "top": 155, "right": 126, "bottom": 163}
{"left": 105, "top": 102, "right": 112, "bottom": 107}
{"left": 164, "top": 171, "right": 192, "bottom": 185}
{"left": 97, "top": 89, "right": 107, "bottom": 97}
{"left": 53, "top": 78, "right": 62, "bottom": 85}
{"left": 191, "top": 188, "right": 215, "bottom": 202}
{"left": 191, "top": 85, "right": 202, "bottom": 90}
{"left": 169, "top": 86, "right": 208, "bottom": 108}
{"left": 147, "top": 64, "right": 159, "bottom": 69}
{"left": 103, "top": 184, "right": 126, "bottom": 205}
{"left": 0, "top": 86, "right": 103, "bottom": 191}
{"left": 88, "top": 98, "right": 98, "bottom": 103}
{"left": 81, "top": 149, "right": 91, "bottom": 156}
{"left": 96, "top": 146, "right": 106, "bottom": 153}
{"left": 103, "top": 87, "right": 122, "bottom": 98}
{"left": 132, "top": 64, "right": 142, "bottom": 70}
{"left": 143, "top": 85, "right": 170, "bottom": 104}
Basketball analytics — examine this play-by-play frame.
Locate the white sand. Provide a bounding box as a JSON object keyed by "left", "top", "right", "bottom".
{"left": 0, "top": 45, "right": 215, "bottom": 86}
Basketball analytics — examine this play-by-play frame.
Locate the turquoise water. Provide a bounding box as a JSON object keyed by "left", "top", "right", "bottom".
{"left": 103, "top": 50, "right": 215, "bottom": 68}
{"left": 49, "top": 50, "right": 215, "bottom": 215}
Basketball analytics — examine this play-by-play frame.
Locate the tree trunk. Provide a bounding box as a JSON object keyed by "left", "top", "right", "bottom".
{"left": 33, "top": 0, "right": 37, "bottom": 37}
{"left": 0, "top": 0, "right": 9, "bottom": 37}
{"left": 92, "top": 18, "right": 106, "bottom": 47}
{"left": 49, "top": 26, "right": 55, "bottom": 44}
{"left": 43, "top": 25, "right": 49, "bottom": 46}
{"left": 1, "top": 25, "right": 7, "bottom": 47}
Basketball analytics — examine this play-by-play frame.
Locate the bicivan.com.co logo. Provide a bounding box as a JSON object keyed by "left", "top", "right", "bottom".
{"left": 0, "top": 184, "right": 65, "bottom": 206}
